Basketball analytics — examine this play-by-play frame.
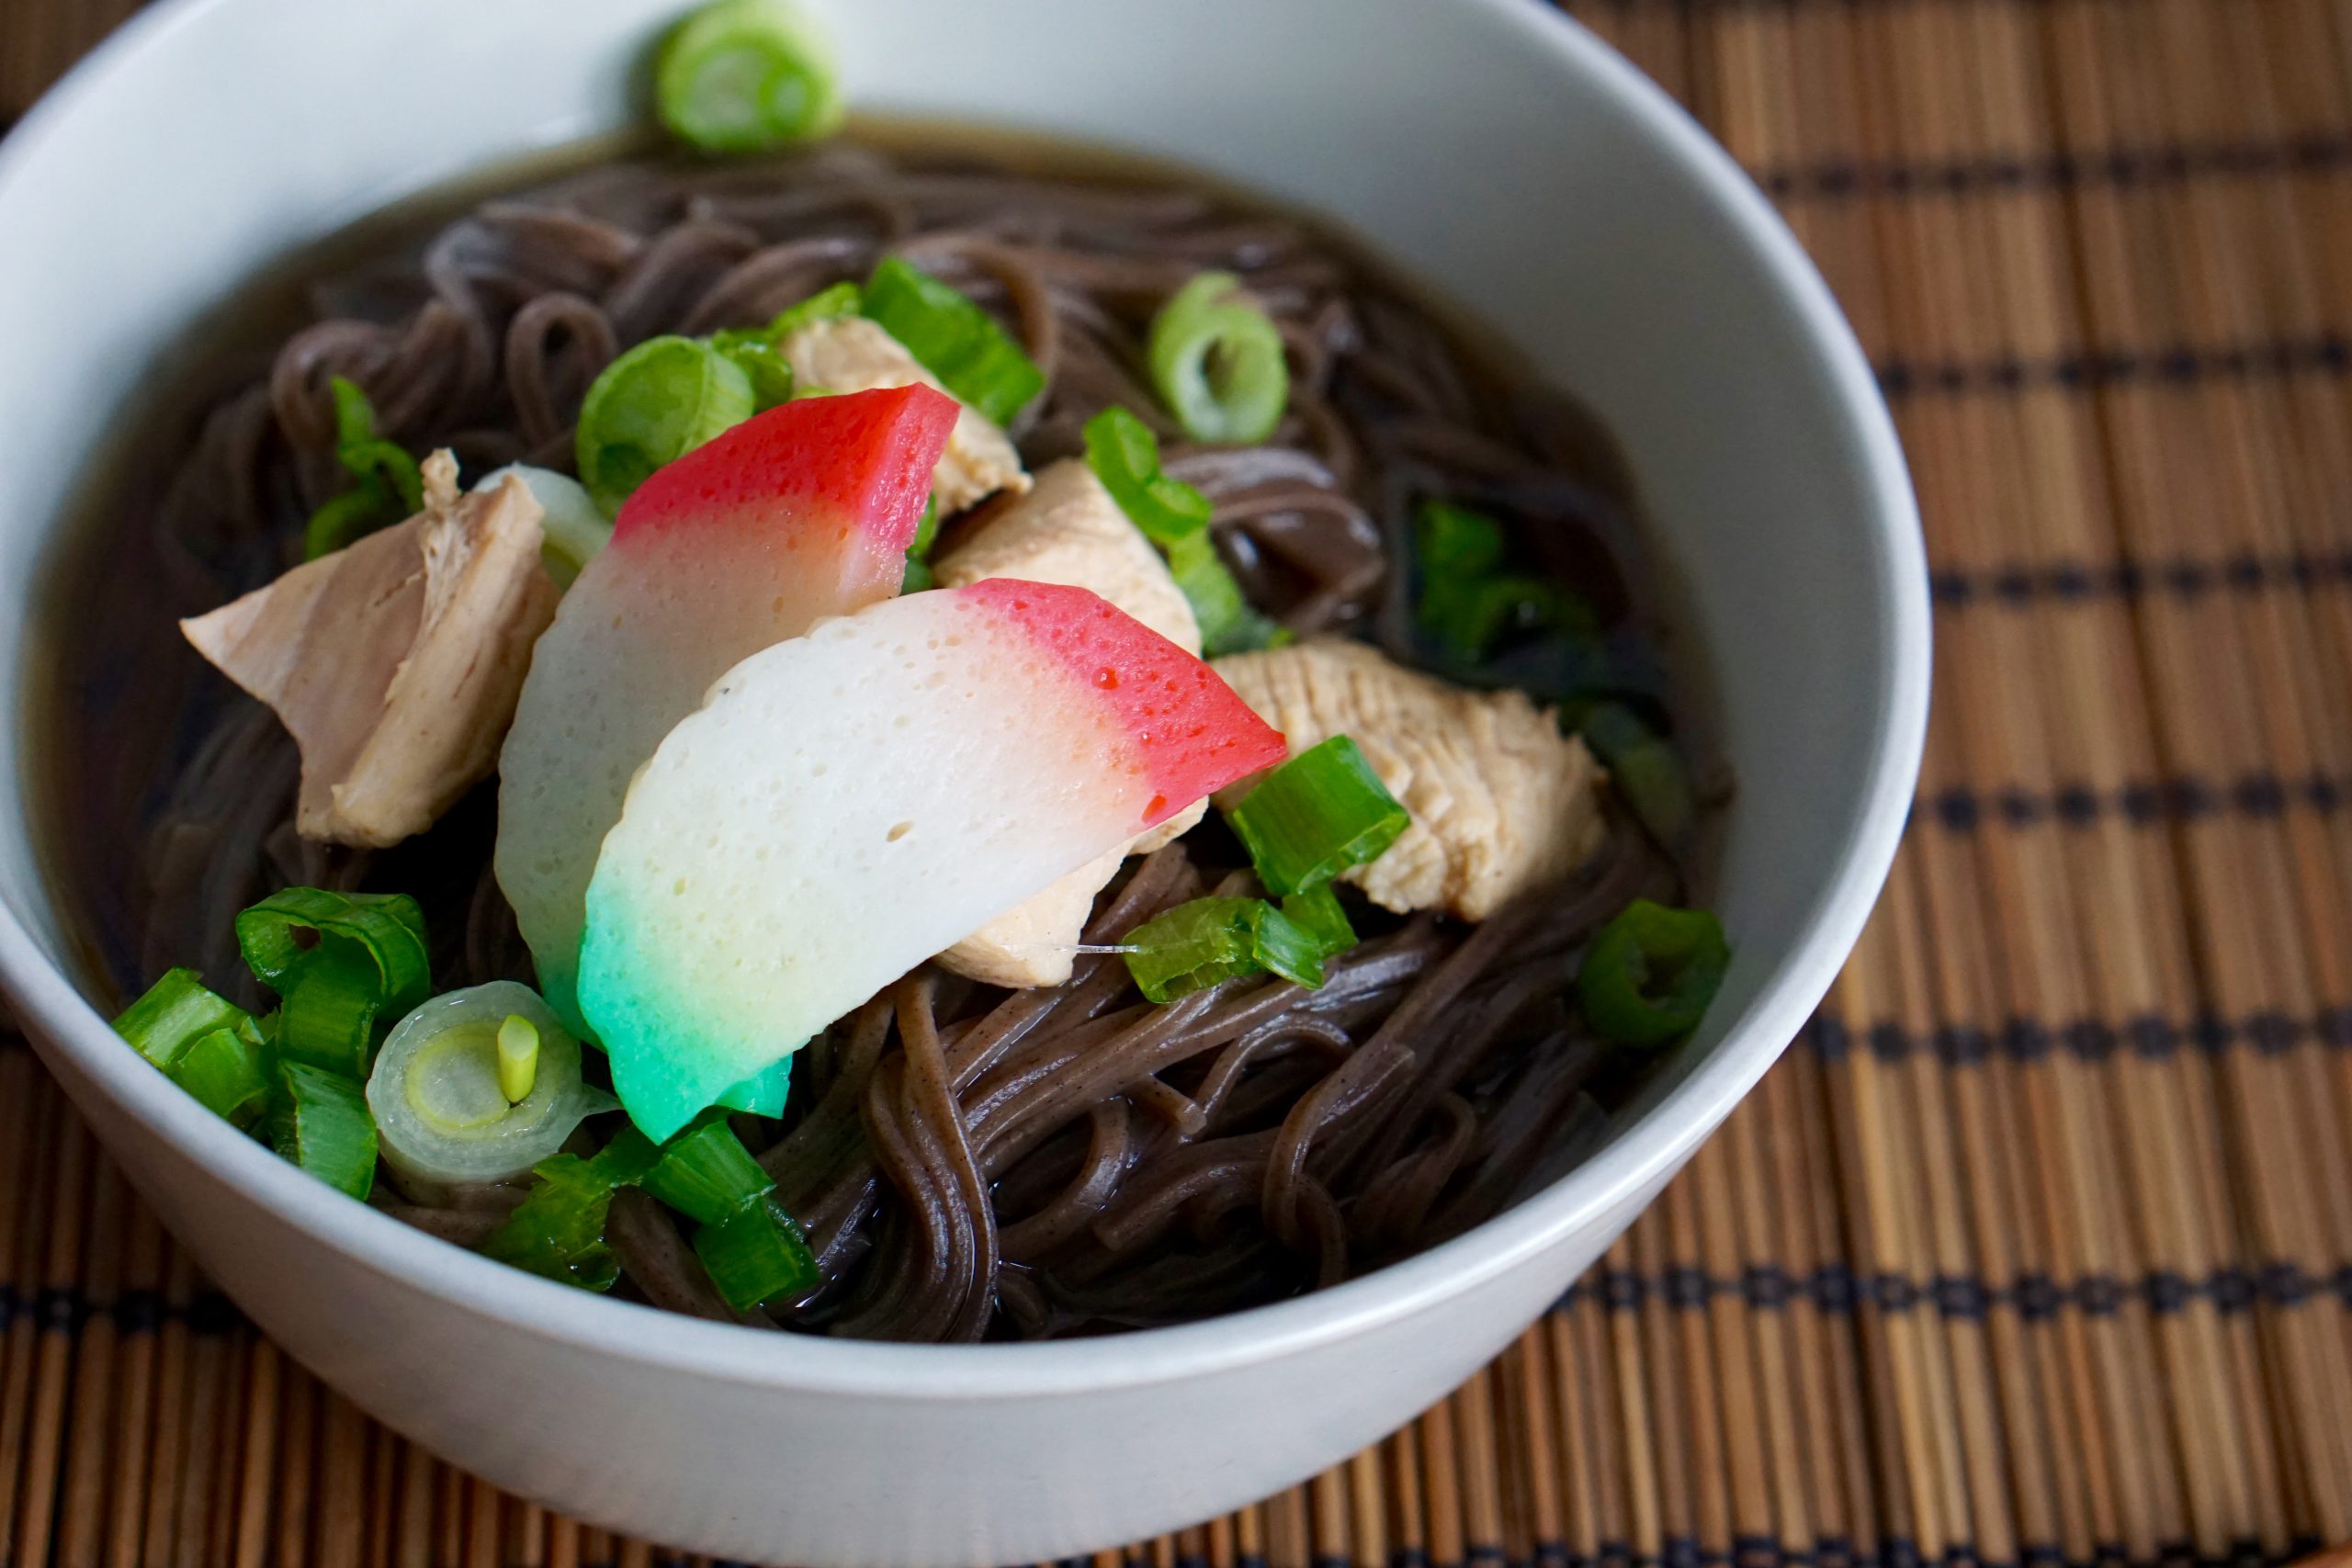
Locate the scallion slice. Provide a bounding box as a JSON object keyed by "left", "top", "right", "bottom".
{"left": 641, "top": 1115, "right": 774, "bottom": 1228}
{"left": 480, "top": 1154, "right": 627, "bottom": 1292}
{"left": 303, "top": 376, "right": 425, "bottom": 559}
{"left": 1414, "top": 502, "right": 1588, "bottom": 664}
{"left": 655, "top": 0, "right": 843, "bottom": 155}
{"left": 1148, "top": 272, "right": 1289, "bottom": 445}
{"left": 574, "top": 334, "right": 756, "bottom": 515}
{"left": 1578, "top": 703, "right": 1695, "bottom": 851}
{"left": 366, "top": 983, "right": 613, "bottom": 1190}
{"left": 167, "top": 1026, "right": 272, "bottom": 1129}
{"left": 1082, "top": 406, "right": 1212, "bottom": 545}
{"left": 236, "top": 887, "right": 430, "bottom": 1077}
{"left": 113, "top": 967, "right": 252, "bottom": 1070}
{"left": 474, "top": 464, "right": 613, "bottom": 591}
{"left": 692, "top": 1197, "right": 819, "bottom": 1311}
{"left": 708, "top": 327, "right": 796, "bottom": 411}
{"left": 1224, "top": 736, "right": 1409, "bottom": 897}
{"left": 1279, "top": 884, "right": 1356, "bottom": 959}
{"left": 860, "top": 256, "right": 1044, "bottom": 426}
{"left": 1575, "top": 899, "right": 1730, "bottom": 1046}
{"left": 269, "top": 1062, "right": 378, "bottom": 1200}
{"left": 767, "top": 280, "right": 862, "bottom": 340}
{"left": 272, "top": 943, "right": 387, "bottom": 1078}
{"left": 235, "top": 887, "right": 430, "bottom": 1012}
{"left": 1123, "top": 896, "right": 1329, "bottom": 1004}
{"left": 1166, "top": 529, "right": 1291, "bottom": 656}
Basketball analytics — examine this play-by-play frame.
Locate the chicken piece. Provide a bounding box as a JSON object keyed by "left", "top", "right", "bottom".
{"left": 182, "top": 451, "right": 557, "bottom": 848}
{"left": 932, "top": 458, "right": 1204, "bottom": 987}
{"left": 779, "top": 316, "right": 1030, "bottom": 514}
{"left": 1212, "top": 639, "right": 1606, "bottom": 920}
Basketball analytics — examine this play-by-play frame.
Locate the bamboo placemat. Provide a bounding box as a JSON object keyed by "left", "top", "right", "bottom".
{"left": 6, "top": 0, "right": 2352, "bottom": 1563}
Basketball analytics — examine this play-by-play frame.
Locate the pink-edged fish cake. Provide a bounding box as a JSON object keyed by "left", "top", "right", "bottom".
{"left": 579, "top": 579, "right": 1287, "bottom": 1140}
{"left": 496, "top": 385, "right": 957, "bottom": 1032}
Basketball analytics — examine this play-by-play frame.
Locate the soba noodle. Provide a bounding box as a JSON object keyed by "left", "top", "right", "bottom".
{"left": 75, "top": 140, "right": 1687, "bottom": 1339}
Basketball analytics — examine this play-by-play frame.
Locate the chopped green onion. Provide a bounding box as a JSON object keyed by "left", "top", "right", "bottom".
{"left": 1148, "top": 272, "right": 1289, "bottom": 445}
{"left": 235, "top": 887, "right": 430, "bottom": 1077}
{"left": 1123, "top": 896, "right": 1328, "bottom": 1003}
{"left": 367, "top": 983, "right": 611, "bottom": 1189}
{"left": 272, "top": 942, "right": 386, "bottom": 1078}
{"left": 860, "top": 256, "right": 1044, "bottom": 425}
{"left": 574, "top": 334, "right": 756, "bottom": 515}
{"left": 1082, "top": 406, "right": 1213, "bottom": 545}
{"left": 901, "top": 495, "right": 941, "bottom": 593}
{"left": 268, "top": 1062, "right": 378, "bottom": 1200}
{"left": 655, "top": 0, "right": 843, "bottom": 154}
{"left": 1578, "top": 703, "right": 1695, "bottom": 850}
{"left": 235, "top": 887, "right": 430, "bottom": 1012}
{"left": 692, "top": 1197, "right": 819, "bottom": 1311}
{"left": 474, "top": 464, "right": 612, "bottom": 591}
{"left": 1166, "top": 531, "right": 1289, "bottom": 657}
{"left": 588, "top": 1124, "right": 665, "bottom": 1188}
{"left": 707, "top": 327, "right": 796, "bottom": 411}
{"left": 713, "top": 1055, "right": 794, "bottom": 1118}
{"left": 1414, "top": 502, "right": 1583, "bottom": 663}
{"left": 1279, "top": 884, "right": 1356, "bottom": 958}
{"left": 167, "top": 1026, "right": 272, "bottom": 1129}
{"left": 303, "top": 376, "right": 424, "bottom": 559}
{"left": 480, "top": 1154, "right": 626, "bottom": 1291}
{"left": 767, "top": 280, "right": 862, "bottom": 340}
{"left": 1250, "top": 903, "right": 1327, "bottom": 990}
{"left": 1575, "top": 898, "right": 1730, "bottom": 1046}
{"left": 1224, "top": 736, "right": 1409, "bottom": 897}
{"left": 641, "top": 1116, "right": 774, "bottom": 1228}
{"left": 496, "top": 1014, "right": 539, "bottom": 1104}
{"left": 113, "top": 967, "right": 252, "bottom": 1070}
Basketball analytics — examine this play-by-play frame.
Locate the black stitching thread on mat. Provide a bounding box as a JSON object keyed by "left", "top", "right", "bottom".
{"left": 1560, "top": 1262, "right": 2352, "bottom": 1321}
{"left": 1753, "top": 134, "right": 2352, "bottom": 200}
{"left": 1812, "top": 1008, "right": 2352, "bottom": 1066}
{"left": 1929, "top": 550, "right": 2352, "bottom": 607}
{"left": 1873, "top": 335, "right": 2349, "bottom": 400}
{"left": 1909, "top": 774, "right": 2350, "bottom": 833}
{"left": 0, "top": 1283, "right": 241, "bottom": 1336}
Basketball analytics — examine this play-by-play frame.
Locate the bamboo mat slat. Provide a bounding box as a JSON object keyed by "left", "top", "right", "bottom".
{"left": 5, "top": 0, "right": 2352, "bottom": 1562}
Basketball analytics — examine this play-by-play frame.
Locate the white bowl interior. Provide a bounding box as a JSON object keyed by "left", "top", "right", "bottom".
{"left": 0, "top": 0, "right": 1925, "bottom": 1560}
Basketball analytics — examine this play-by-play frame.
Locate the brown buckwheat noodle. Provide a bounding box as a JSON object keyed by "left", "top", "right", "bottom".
{"left": 80, "top": 141, "right": 1687, "bottom": 1341}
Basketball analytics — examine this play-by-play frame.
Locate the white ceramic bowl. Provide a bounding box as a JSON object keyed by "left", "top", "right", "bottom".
{"left": 0, "top": 1, "right": 1927, "bottom": 1562}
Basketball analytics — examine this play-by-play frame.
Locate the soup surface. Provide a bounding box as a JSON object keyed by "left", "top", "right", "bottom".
{"left": 40, "top": 126, "right": 1715, "bottom": 1340}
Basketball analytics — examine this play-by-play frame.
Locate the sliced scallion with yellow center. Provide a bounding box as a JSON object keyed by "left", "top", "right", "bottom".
{"left": 860, "top": 256, "right": 1044, "bottom": 426}
{"left": 656, "top": 0, "right": 843, "bottom": 155}
{"left": 574, "top": 334, "right": 757, "bottom": 515}
{"left": 1224, "top": 736, "right": 1409, "bottom": 897}
{"left": 1148, "top": 272, "right": 1289, "bottom": 445}
{"left": 366, "top": 982, "right": 613, "bottom": 1189}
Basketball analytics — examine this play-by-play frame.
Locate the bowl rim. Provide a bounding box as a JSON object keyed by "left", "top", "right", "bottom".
{"left": 0, "top": 0, "right": 1928, "bottom": 1399}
